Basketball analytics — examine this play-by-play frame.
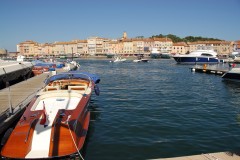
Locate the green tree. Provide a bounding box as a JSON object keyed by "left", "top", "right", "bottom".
{"left": 150, "top": 34, "right": 222, "bottom": 42}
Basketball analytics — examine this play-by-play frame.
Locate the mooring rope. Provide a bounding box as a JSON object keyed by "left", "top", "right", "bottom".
{"left": 66, "top": 116, "right": 85, "bottom": 160}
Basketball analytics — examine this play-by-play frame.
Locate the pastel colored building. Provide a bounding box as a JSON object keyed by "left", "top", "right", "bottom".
{"left": 16, "top": 32, "right": 236, "bottom": 57}
{"left": 172, "top": 42, "right": 189, "bottom": 54}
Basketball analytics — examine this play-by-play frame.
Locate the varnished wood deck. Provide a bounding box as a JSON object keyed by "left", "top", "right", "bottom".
{"left": 151, "top": 152, "right": 240, "bottom": 160}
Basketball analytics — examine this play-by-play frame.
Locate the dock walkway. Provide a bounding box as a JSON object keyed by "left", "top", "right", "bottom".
{"left": 190, "top": 67, "right": 228, "bottom": 76}
{"left": 152, "top": 152, "right": 240, "bottom": 160}
{"left": 0, "top": 72, "right": 50, "bottom": 135}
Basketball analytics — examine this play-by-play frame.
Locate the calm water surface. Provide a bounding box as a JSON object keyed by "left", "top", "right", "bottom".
{"left": 77, "top": 59, "right": 240, "bottom": 160}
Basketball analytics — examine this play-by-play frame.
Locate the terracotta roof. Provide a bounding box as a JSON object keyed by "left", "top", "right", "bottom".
{"left": 151, "top": 37, "right": 172, "bottom": 42}
{"left": 235, "top": 40, "right": 240, "bottom": 45}
{"left": 54, "top": 41, "right": 77, "bottom": 45}
{"left": 41, "top": 43, "right": 53, "bottom": 47}
{"left": 188, "top": 41, "right": 231, "bottom": 45}
{"left": 74, "top": 40, "right": 87, "bottom": 43}
{"left": 109, "top": 41, "right": 118, "bottom": 44}
{"left": 173, "top": 42, "right": 188, "bottom": 46}
{"left": 19, "top": 40, "right": 38, "bottom": 45}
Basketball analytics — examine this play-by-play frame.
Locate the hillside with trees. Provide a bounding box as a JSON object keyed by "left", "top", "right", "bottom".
{"left": 151, "top": 34, "right": 222, "bottom": 43}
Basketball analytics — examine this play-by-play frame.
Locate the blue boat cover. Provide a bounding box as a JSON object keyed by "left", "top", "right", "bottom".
{"left": 45, "top": 71, "right": 100, "bottom": 84}
{"left": 32, "top": 60, "right": 56, "bottom": 67}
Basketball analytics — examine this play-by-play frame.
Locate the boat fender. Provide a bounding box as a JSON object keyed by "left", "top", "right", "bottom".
{"left": 94, "top": 85, "right": 100, "bottom": 96}
{"left": 1, "top": 128, "right": 13, "bottom": 146}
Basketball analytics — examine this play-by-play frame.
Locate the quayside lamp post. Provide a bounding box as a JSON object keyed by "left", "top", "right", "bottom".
{"left": 71, "top": 47, "right": 73, "bottom": 61}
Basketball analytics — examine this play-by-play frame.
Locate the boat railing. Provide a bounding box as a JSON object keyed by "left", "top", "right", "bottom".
{"left": 0, "top": 86, "right": 42, "bottom": 118}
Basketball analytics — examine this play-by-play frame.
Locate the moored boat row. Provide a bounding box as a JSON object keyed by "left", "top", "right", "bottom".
{"left": 32, "top": 60, "right": 80, "bottom": 76}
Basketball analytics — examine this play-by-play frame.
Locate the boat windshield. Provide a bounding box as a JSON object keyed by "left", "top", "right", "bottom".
{"left": 44, "top": 72, "right": 100, "bottom": 84}
{"left": 201, "top": 53, "right": 214, "bottom": 57}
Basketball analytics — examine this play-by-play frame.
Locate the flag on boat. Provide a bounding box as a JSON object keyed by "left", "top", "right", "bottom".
{"left": 40, "top": 101, "right": 48, "bottom": 126}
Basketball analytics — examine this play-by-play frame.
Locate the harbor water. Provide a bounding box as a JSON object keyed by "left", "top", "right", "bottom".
{"left": 78, "top": 59, "right": 240, "bottom": 160}
{"left": 2, "top": 59, "right": 239, "bottom": 160}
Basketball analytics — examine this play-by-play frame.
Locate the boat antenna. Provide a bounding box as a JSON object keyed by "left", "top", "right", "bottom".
{"left": 6, "top": 82, "right": 13, "bottom": 115}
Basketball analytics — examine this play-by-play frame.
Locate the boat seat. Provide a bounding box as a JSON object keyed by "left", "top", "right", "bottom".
{"left": 68, "top": 85, "right": 87, "bottom": 92}
{"left": 45, "top": 85, "right": 60, "bottom": 91}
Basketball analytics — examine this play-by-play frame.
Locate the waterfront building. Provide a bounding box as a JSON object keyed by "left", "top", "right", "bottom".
{"left": 102, "top": 39, "right": 110, "bottom": 56}
{"left": 76, "top": 40, "right": 88, "bottom": 56}
{"left": 52, "top": 41, "right": 77, "bottom": 57}
{"left": 152, "top": 37, "right": 173, "bottom": 53}
{"left": 41, "top": 43, "right": 54, "bottom": 56}
{"left": 143, "top": 38, "right": 154, "bottom": 55}
{"left": 187, "top": 41, "right": 234, "bottom": 55}
{"left": 132, "top": 38, "right": 145, "bottom": 55}
{"left": 172, "top": 42, "right": 189, "bottom": 54}
{"left": 233, "top": 40, "right": 240, "bottom": 52}
{"left": 16, "top": 32, "right": 235, "bottom": 57}
{"left": 17, "top": 40, "right": 40, "bottom": 56}
{"left": 122, "top": 39, "right": 134, "bottom": 56}
{"left": 108, "top": 40, "right": 119, "bottom": 55}
{"left": 117, "top": 40, "right": 124, "bottom": 55}
{"left": 87, "top": 37, "right": 105, "bottom": 56}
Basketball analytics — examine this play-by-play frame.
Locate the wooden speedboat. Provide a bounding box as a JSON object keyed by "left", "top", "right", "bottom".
{"left": 32, "top": 66, "right": 50, "bottom": 76}
{"left": 1, "top": 71, "right": 100, "bottom": 159}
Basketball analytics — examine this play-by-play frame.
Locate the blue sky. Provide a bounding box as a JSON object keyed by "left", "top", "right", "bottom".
{"left": 0, "top": 0, "right": 239, "bottom": 51}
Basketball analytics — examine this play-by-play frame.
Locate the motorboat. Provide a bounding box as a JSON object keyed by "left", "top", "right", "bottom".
{"left": 110, "top": 56, "right": 126, "bottom": 63}
{"left": 1, "top": 71, "right": 100, "bottom": 159}
{"left": 160, "top": 52, "right": 172, "bottom": 59}
{"left": 31, "top": 60, "right": 56, "bottom": 76}
{"left": 106, "top": 53, "right": 115, "bottom": 58}
{"left": 231, "top": 51, "right": 240, "bottom": 63}
{"left": 173, "top": 50, "right": 224, "bottom": 64}
{"left": 133, "top": 55, "right": 148, "bottom": 63}
{"left": 133, "top": 58, "right": 149, "bottom": 63}
{"left": 222, "top": 66, "right": 240, "bottom": 81}
{"left": 32, "top": 60, "right": 80, "bottom": 76}
{"left": 0, "top": 59, "right": 33, "bottom": 89}
{"left": 63, "top": 60, "right": 80, "bottom": 71}
{"left": 133, "top": 59, "right": 148, "bottom": 63}
{"left": 150, "top": 48, "right": 171, "bottom": 59}
{"left": 150, "top": 48, "right": 161, "bottom": 59}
